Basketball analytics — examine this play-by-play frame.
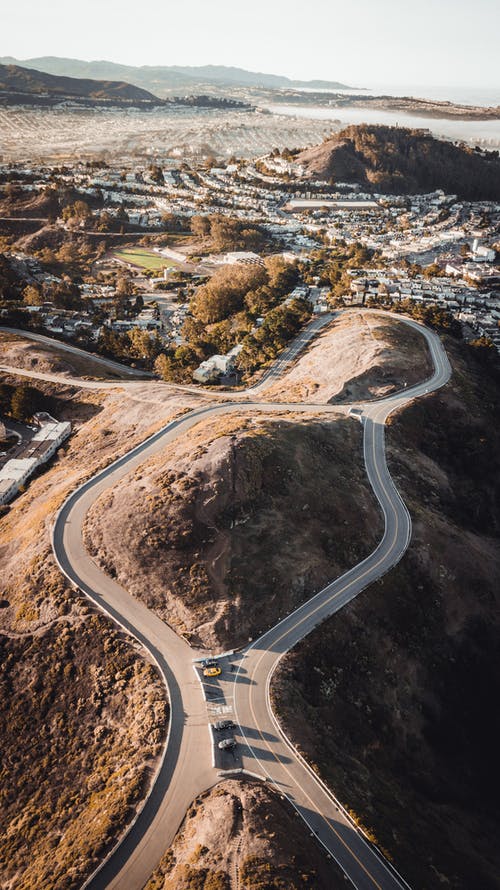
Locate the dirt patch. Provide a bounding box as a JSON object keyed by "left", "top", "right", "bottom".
{"left": 262, "top": 311, "right": 432, "bottom": 404}
{"left": 145, "top": 779, "right": 343, "bottom": 890}
{"left": 84, "top": 411, "right": 382, "bottom": 649}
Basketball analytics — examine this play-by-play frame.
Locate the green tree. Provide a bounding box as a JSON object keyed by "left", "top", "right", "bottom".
{"left": 133, "top": 293, "right": 144, "bottom": 314}
{"left": 190, "top": 215, "right": 211, "bottom": 238}
{"left": 10, "top": 385, "right": 39, "bottom": 421}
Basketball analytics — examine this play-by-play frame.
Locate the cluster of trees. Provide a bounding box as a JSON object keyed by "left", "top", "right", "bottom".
{"left": 0, "top": 253, "right": 21, "bottom": 300}
{"left": 153, "top": 295, "right": 312, "bottom": 384}
{"left": 148, "top": 165, "right": 165, "bottom": 185}
{"left": 235, "top": 297, "right": 312, "bottom": 375}
{"left": 376, "top": 298, "right": 462, "bottom": 336}
{"left": 189, "top": 214, "right": 268, "bottom": 253}
{"left": 300, "top": 242, "right": 382, "bottom": 296}
{"left": 97, "top": 326, "right": 163, "bottom": 366}
{"left": 305, "top": 125, "right": 500, "bottom": 200}
{"left": 61, "top": 200, "right": 92, "bottom": 226}
{"left": 154, "top": 257, "right": 310, "bottom": 383}
{"left": 191, "top": 256, "right": 298, "bottom": 323}
{"left": 22, "top": 276, "right": 81, "bottom": 309}
{"left": 0, "top": 382, "right": 55, "bottom": 422}
{"left": 185, "top": 256, "right": 299, "bottom": 354}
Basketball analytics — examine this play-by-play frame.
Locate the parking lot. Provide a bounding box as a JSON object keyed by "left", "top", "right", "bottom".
{"left": 194, "top": 654, "right": 244, "bottom": 770}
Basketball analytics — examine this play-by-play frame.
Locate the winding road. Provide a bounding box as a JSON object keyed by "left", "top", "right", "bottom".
{"left": 3, "top": 312, "right": 451, "bottom": 889}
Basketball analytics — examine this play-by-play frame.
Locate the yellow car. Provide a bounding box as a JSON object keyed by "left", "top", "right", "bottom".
{"left": 203, "top": 665, "right": 222, "bottom": 678}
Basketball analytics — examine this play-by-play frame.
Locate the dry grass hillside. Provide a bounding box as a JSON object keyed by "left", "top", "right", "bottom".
{"left": 273, "top": 338, "right": 500, "bottom": 890}
{"left": 262, "top": 311, "right": 432, "bottom": 404}
{"left": 0, "top": 372, "right": 200, "bottom": 888}
{"left": 84, "top": 411, "right": 382, "bottom": 650}
{"left": 0, "top": 310, "right": 441, "bottom": 886}
{"left": 0, "top": 331, "right": 138, "bottom": 379}
{"left": 145, "top": 780, "right": 343, "bottom": 890}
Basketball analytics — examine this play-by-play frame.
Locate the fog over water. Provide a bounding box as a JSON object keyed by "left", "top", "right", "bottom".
{"left": 267, "top": 103, "right": 500, "bottom": 148}
{"left": 334, "top": 85, "right": 500, "bottom": 107}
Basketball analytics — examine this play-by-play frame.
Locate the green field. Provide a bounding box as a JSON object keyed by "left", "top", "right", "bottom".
{"left": 112, "top": 248, "right": 179, "bottom": 271}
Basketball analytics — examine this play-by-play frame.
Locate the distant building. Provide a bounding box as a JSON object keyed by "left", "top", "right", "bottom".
{"left": 472, "top": 239, "right": 495, "bottom": 262}
{"left": 222, "top": 251, "right": 263, "bottom": 266}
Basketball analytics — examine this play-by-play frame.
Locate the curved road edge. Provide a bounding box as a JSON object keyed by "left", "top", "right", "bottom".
{"left": 232, "top": 317, "right": 451, "bottom": 889}
{"left": 43, "top": 311, "right": 451, "bottom": 889}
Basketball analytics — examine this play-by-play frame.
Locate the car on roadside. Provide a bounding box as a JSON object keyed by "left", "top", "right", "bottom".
{"left": 203, "top": 665, "right": 222, "bottom": 678}
{"left": 218, "top": 738, "right": 236, "bottom": 750}
{"left": 214, "top": 720, "right": 235, "bottom": 731}
{"left": 201, "top": 658, "right": 218, "bottom": 669}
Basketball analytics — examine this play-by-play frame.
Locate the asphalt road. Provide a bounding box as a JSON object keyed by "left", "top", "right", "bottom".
{"left": 0, "top": 314, "right": 332, "bottom": 398}
{"left": 0, "top": 326, "right": 151, "bottom": 378}
{"left": 34, "top": 312, "right": 450, "bottom": 888}
{"left": 230, "top": 318, "right": 451, "bottom": 890}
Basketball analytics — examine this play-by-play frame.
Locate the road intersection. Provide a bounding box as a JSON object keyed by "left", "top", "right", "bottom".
{"left": 4, "top": 312, "right": 451, "bottom": 889}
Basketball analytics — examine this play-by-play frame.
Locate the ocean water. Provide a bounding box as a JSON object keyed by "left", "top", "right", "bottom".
{"left": 362, "top": 85, "right": 500, "bottom": 108}
{"left": 297, "top": 85, "right": 500, "bottom": 108}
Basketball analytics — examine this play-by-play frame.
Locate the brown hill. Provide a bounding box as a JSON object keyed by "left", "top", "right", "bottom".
{"left": 146, "top": 780, "right": 341, "bottom": 890}
{"left": 298, "top": 125, "right": 500, "bottom": 199}
{"left": 0, "top": 62, "right": 158, "bottom": 103}
{"left": 274, "top": 336, "right": 500, "bottom": 890}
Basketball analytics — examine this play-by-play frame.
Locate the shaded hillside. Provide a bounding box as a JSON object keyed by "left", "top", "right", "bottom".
{"left": 0, "top": 62, "right": 157, "bottom": 103}
{"left": 298, "top": 125, "right": 500, "bottom": 199}
{"left": 274, "top": 337, "right": 500, "bottom": 889}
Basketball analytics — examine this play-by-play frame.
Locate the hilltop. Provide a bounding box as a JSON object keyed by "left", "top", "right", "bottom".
{"left": 145, "top": 780, "right": 341, "bottom": 890}
{"left": 83, "top": 314, "right": 429, "bottom": 650}
{"left": 298, "top": 125, "right": 500, "bottom": 199}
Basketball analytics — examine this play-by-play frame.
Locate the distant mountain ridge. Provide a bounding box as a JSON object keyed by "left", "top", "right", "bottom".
{"left": 0, "top": 56, "right": 353, "bottom": 95}
{"left": 0, "top": 62, "right": 157, "bottom": 103}
{"left": 0, "top": 63, "right": 253, "bottom": 112}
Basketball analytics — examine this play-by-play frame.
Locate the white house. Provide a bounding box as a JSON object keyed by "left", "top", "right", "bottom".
{"left": 193, "top": 344, "right": 243, "bottom": 384}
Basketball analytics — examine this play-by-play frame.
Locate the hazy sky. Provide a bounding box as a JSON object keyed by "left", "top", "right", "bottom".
{"left": 1, "top": 0, "right": 499, "bottom": 89}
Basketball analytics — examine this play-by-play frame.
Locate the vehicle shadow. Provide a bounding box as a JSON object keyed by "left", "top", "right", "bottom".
{"left": 237, "top": 724, "right": 276, "bottom": 743}
{"left": 230, "top": 672, "right": 255, "bottom": 685}
{"left": 242, "top": 743, "right": 292, "bottom": 764}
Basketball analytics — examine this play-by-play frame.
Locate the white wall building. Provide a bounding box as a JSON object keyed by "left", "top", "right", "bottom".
{"left": 0, "top": 417, "right": 71, "bottom": 505}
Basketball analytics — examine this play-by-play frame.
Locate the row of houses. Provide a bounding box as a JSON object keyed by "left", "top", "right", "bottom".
{"left": 0, "top": 414, "right": 71, "bottom": 505}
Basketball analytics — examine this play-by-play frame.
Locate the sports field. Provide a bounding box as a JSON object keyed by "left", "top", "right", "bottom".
{"left": 112, "top": 248, "right": 178, "bottom": 271}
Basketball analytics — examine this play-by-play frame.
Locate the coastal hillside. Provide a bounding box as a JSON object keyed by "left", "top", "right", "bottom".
{"left": 298, "top": 125, "right": 500, "bottom": 199}
{"left": 0, "top": 62, "right": 158, "bottom": 103}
